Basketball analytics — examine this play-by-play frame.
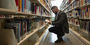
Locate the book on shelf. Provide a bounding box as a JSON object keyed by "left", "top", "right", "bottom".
{"left": 15, "top": 22, "right": 21, "bottom": 42}
{"left": 80, "top": 0, "right": 84, "bottom": 6}
{"left": 88, "top": 6, "right": 90, "bottom": 19}
{"left": 80, "top": 21, "right": 90, "bottom": 33}
{"left": 80, "top": 6, "right": 90, "bottom": 19}
{"left": 80, "top": 0, "right": 90, "bottom": 6}
{"left": 86, "top": 0, "right": 90, "bottom": 3}
{"left": 4, "top": 18, "right": 32, "bottom": 42}
{"left": 25, "top": 0, "right": 31, "bottom": 13}
{"left": 15, "top": 0, "right": 31, "bottom": 13}
{"left": 31, "top": 3, "right": 36, "bottom": 14}
{"left": 15, "top": 0, "right": 19, "bottom": 11}
{"left": 22, "top": 0, "right": 24, "bottom": 12}
{"left": 18, "top": 0, "right": 22, "bottom": 12}
{"left": 68, "top": 0, "right": 72, "bottom": 4}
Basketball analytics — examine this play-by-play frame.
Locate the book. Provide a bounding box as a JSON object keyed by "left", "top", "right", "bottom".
{"left": 86, "top": 0, "right": 90, "bottom": 3}
{"left": 25, "top": 0, "right": 31, "bottom": 13}
{"left": 85, "top": 7, "right": 89, "bottom": 18}
{"left": 15, "top": 23, "right": 21, "bottom": 42}
{"left": 15, "top": 0, "right": 19, "bottom": 10}
{"left": 36, "top": 6, "right": 39, "bottom": 14}
{"left": 22, "top": 0, "right": 24, "bottom": 12}
{"left": 88, "top": 6, "right": 90, "bottom": 19}
{"left": 18, "top": 0, "right": 22, "bottom": 12}
{"left": 35, "top": 4, "right": 37, "bottom": 14}
{"left": 31, "top": 3, "right": 35, "bottom": 14}
{"left": 80, "top": 0, "right": 84, "bottom": 6}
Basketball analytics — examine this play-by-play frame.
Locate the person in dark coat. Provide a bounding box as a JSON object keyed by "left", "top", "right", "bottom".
{"left": 47, "top": 6, "right": 69, "bottom": 43}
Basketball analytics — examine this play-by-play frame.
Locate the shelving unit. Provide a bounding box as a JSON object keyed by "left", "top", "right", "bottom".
{"left": 62, "top": 0, "right": 75, "bottom": 11}
{"left": 37, "top": 0, "right": 51, "bottom": 13}
{"left": 0, "top": 8, "right": 52, "bottom": 18}
{"left": 17, "top": 23, "right": 47, "bottom": 45}
{"left": 35, "top": 26, "right": 49, "bottom": 45}
{"left": 60, "top": 0, "right": 90, "bottom": 43}
{"left": 66, "top": 3, "right": 90, "bottom": 13}
{"left": 0, "top": 0, "right": 52, "bottom": 45}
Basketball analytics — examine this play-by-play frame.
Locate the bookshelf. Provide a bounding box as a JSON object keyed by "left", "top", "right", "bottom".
{"left": 0, "top": 0, "right": 52, "bottom": 45}
{"left": 35, "top": 26, "right": 48, "bottom": 45}
{"left": 0, "top": 8, "right": 52, "bottom": 18}
{"left": 69, "top": 28, "right": 90, "bottom": 45}
{"left": 62, "top": 0, "right": 75, "bottom": 11}
{"left": 66, "top": 3, "right": 90, "bottom": 13}
{"left": 17, "top": 23, "right": 47, "bottom": 45}
{"left": 60, "top": 0, "right": 90, "bottom": 43}
{"left": 38, "top": 0, "right": 51, "bottom": 13}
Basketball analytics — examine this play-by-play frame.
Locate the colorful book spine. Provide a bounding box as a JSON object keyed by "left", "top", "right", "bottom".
{"left": 88, "top": 7, "right": 90, "bottom": 18}
{"left": 22, "top": 0, "right": 24, "bottom": 12}
{"left": 80, "top": 0, "right": 84, "bottom": 6}
{"left": 18, "top": 0, "right": 22, "bottom": 12}
{"left": 16, "top": 23, "right": 21, "bottom": 42}
{"left": 24, "top": 22, "right": 27, "bottom": 33}
{"left": 87, "top": 0, "right": 90, "bottom": 3}
{"left": 35, "top": 5, "right": 37, "bottom": 14}
{"left": 31, "top": 3, "right": 35, "bottom": 13}
{"left": 15, "top": 0, "right": 19, "bottom": 10}
{"left": 24, "top": 0, "right": 26, "bottom": 9}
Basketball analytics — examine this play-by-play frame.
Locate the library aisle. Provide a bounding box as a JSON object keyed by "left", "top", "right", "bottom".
{"left": 39, "top": 28, "right": 85, "bottom": 45}
{"left": 0, "top": 0, "right": 90, "bottom": 45}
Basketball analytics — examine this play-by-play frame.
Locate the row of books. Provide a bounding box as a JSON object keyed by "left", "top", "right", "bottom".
{"left": 65, "top": 0, "right": 90, "bottom": 12}
{"left": 68, "top": 17, "right": 79, "bottom": 25}
{"left": 4, "top": 17, "right": 45, "bottom": 42}
{"left": 81, "top": 6, "right": 90, "bottom": 19}
{"left": 0, "top": 0, "right": 50, "bottom": 16}
{"left": 79, "top": 21, "right": 90, "bottom": 33}
{"left": 80, "top": 0, "right": 90, "bottom": 6}
{"left": 40, "top": 0, "right": 49, "bottom": 10}
{"left": 67, "top": 6, "right": 90, "bottom": 19}
{"left": 15, "top": 0, "right": 50, "bottom": 15}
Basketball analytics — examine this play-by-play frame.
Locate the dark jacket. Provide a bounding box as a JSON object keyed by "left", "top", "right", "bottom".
{"left": 52, "top": 11, "right": 69, "bottom": 33}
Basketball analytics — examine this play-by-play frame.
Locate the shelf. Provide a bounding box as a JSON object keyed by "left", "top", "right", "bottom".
{"left": 0, "top": 8, "right": 52, "bottom": 18}
{"left": 37, "top": 0, "right": 51, "bottom": 13}
{"left": 80, "top": 3, "right": 90, "bottom": 8}
{"left": 67, "top": 16, "right": 78, "bottom": 18}
{"left": 17, "top": 23, "right": 48, "bottom": 45}
{"left": 66, "top": 6, "right": 80, "bottom": 13}
{"left": 35, "top": 26, "right": 49, "bottom": 45}
{"left": 79, "top": 18, "right": 90, "bottom": 21}
{"left": 44, "top": 0, "right": 51, "bottom": 11}
{"left": 69, "top": 28, "right": 90, "bottom": 45}
{"left": 66, "top": 3, "right": 90, "bottom": 13}
{"left": 63, "top": 0, "right": 75, "bottom": 11}
{"left": 69, "top": 22, "right": 80, "bottom": 27}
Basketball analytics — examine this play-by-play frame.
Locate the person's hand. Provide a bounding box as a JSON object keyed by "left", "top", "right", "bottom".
{"left": 45, "top": 19, "right": 52, "bottom": 24}
{"left": 48, "top": 21, "right": 52, "bottom": 24}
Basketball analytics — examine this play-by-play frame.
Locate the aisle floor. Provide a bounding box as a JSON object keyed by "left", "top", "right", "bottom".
{"left": 40, "top": 30, "right": 85, "bottom": 45}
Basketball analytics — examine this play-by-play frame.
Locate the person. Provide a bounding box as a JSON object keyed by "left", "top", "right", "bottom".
{"left": 47, "top": 6, "right": 69, "bottom": 43}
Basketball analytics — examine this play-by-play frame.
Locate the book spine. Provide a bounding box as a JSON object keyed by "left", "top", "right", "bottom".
{"left": 15, "top": 0, "right": 19, "bottom": 10}
{"left": 22, "top": 0, "right": 24, "bottom": 12}
{"left": 24, "top": 0, "right": 26, "bottom": 10}
{"left": 19, "top": 0, "right": 22, "bottom": 12}
{"left": 16, "top": 23, "right": 21, "bottom": 42}
{"left": 25, "top": 22, "right": 27, "bottom": 33}
{"left": 35, "top": 5, "right": 37, "bottom": 14}
{"left": 31, "top": 3, "right": 35, "bottom": 14}
{"left": 88, "top": 7, "right": 90, "bottom": 18}
{"left": 88, "top": 0, "right": 90, "bottom": 3}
